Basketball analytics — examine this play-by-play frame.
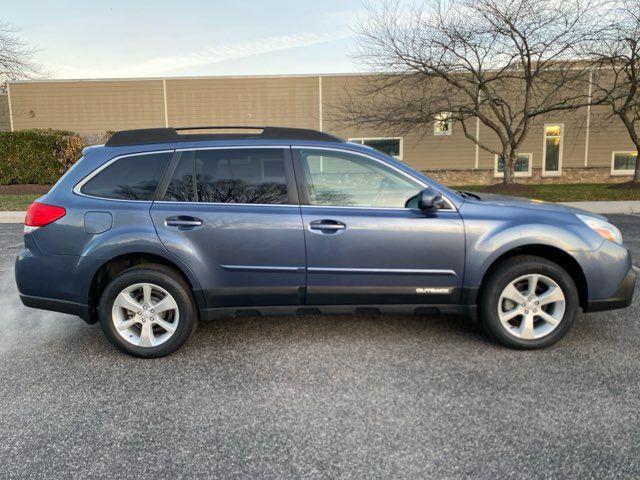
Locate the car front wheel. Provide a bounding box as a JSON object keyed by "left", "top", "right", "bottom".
{"left": 480, "top": 255, "right": 579, "bottom": 349}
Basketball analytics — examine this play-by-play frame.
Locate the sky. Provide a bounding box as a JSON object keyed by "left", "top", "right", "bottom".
{"left": 3, "top": 0, "right": 367, "bottom": 80}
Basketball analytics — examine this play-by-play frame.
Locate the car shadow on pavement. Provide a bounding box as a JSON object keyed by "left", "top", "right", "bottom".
{"left": 2, "top": 306, "right": 494, "bottom": 359}
{"left": 188, "top": 313, "right": 491, "bottom": 356}
{"left": 4, "top": 272, "right": 637, "bottom": 360}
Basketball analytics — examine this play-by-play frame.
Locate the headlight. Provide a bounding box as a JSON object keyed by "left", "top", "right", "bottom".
{"left": 576, "top": 214, "right": 623, "bottom": 245}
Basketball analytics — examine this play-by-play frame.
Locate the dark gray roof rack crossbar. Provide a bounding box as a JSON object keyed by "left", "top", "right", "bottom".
{"left": 105, "top": 126, "right": 344, "bottom": 147}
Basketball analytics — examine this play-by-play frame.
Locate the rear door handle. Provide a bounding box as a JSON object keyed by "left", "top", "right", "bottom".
{"left": 309, "top": 219, "right": 347, "bottom": 233}
{"left": 165, "top": 216, "right": 203, "bottom": 229}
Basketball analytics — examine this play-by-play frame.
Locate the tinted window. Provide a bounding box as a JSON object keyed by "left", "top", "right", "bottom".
{"left": 613, "top": 152, "right": 637, "bottom": 171}
{"left": 164, "top": 155, "right": 195, "bottom": 202}
{"left": 163, "top": 148, "right": 289, "bottom": 204}
{"left": 544, "top": 125, "right": 562, "bottom": 172}
{"left": 497, "top": 154, "right": 531, "bottom": 173}
{"left": 299, "top": 149, "right": 420, "bottom": 207}
{"left": 81, "top": 152, "right": 171, "bottom": 200}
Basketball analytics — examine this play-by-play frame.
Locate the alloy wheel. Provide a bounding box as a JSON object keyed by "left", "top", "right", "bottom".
{"left": 498, "top": 274, "right": 566, "bottom": 340}
{"left": 111, "top": 282, "right": 180, "bottom": 347}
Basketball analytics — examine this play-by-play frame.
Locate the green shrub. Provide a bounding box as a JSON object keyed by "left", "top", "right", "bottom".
{"left": 0, "top": 129, "right": 84, "bottom": 185}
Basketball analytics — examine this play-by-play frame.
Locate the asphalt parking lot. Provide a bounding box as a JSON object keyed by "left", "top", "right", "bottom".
{"left": 1, "top": 215, "right": 639, "bottom": 479}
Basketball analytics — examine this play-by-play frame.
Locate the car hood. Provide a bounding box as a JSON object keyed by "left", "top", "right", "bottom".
{"left": 464, "top": 192, "right": 607, "bottom": 220}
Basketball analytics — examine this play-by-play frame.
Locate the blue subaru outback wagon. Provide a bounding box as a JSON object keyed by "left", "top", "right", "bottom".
{"left": 15, "top": 126, "right": 636, "bottom": 357}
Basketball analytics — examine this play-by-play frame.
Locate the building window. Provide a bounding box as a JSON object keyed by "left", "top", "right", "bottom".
{"left": 543, "top": 124, "right": 563, "bottom": 176}
{"left": 434, "top": 112, "right": 452, "bottom": 136}
{"left": 611, "top": 151, "right": 638, "bottom": 175}
{"left": 494, "top": 153, "right": 532, "bottom": 178}
{"left": 349, "top": 138, "right": 402, "bottom": 159}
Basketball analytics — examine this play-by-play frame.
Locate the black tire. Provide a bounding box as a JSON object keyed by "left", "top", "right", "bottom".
{"left": 98, "top": 264, "right": 198, "bottom": 358}
{"left": 479, "top": 255, "right": 579, "bottom": 349}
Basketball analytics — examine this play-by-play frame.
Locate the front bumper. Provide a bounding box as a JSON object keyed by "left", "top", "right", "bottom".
{"left": 585, "top": 266, "right": 636, "bottom": 312}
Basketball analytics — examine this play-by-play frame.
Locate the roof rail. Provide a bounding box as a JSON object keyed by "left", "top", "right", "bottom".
{"left": 105, "top": 126, "right": 344, "bottom": 147}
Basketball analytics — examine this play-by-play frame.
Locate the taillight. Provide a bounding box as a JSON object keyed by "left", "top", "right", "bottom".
{"left": 24, "top": 202, "right": 66, "bottom": 228}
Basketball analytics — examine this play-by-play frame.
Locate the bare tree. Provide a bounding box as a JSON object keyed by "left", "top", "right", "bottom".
{"left": 342, "top": 0, "right": 601, "bottom": 183}
{"left": 588, "top": 0, "right": 640, "bottom": 182}
{"left": 0, "top": 20, "right": 42, "bottom": 93}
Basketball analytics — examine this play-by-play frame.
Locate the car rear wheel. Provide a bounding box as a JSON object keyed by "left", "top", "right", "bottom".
{"left": 480, "top": 255, "right": 579, "bottom": 349}
{"left": 98, "top": 264, "right": 198, "bottom": 357}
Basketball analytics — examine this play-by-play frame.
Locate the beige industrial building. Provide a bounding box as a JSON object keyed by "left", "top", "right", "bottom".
{"left": 2, "top": 73, "right": 638, "bottom": 185}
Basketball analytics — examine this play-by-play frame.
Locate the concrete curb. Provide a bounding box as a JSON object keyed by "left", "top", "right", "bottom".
{"left": 559, "top": 200, "right": 640, "bottom": 214}
{"left": 0, "top": 201, "right": 639, "bottom": 224}
{"left": 0, "top": 211, "right": 25, "bottom": 224}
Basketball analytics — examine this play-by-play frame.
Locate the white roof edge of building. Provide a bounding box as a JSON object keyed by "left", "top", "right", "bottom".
{"left": 7, "top": 71, "right": 378, "bottom": 85}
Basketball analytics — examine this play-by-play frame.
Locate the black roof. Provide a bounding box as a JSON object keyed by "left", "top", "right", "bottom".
{"left": 105, "top": 126, "right": 344, "bottom": 147}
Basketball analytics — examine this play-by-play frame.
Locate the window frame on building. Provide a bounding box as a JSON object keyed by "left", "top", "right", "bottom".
{"left": 610, "top": 151, "right": 638, "bottom": 176}
{"left": 433, "top": 112, "right": 453, "bottom": 136}
{"left": 542, "top": 123, "right": 564, "bottom": 177}
{"left": 348, "top": 137, "right": 403, "bottom": 160}
{"left": 494, "top": 153, "right": 533, "bottom": 178}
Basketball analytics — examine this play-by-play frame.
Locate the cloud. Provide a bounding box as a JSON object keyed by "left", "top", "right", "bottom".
{"left": 54, "top": 31, "right": 351, "bottom": 79}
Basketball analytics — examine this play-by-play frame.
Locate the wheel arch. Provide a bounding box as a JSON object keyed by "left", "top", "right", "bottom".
{"left": 477, "top": 244, "right": 588, "bottom": 311}
{"left": 86, "top": 252, "right": 205, "bottom": 324}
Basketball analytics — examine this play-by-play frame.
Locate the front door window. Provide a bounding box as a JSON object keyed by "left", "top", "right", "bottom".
{"left": 298, "top": 149, "right": 421, "bottom": 208}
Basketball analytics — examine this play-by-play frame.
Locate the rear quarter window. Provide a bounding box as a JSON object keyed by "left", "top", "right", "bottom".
{"left": 80, "top": 152, "right": 172, "bottom": 200}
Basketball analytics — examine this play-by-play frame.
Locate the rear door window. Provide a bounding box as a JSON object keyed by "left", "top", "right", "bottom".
{"left": 164, "top": 153, "right": 195, "bottom": 202}
{"left": 162, "top": 148, "right": 290, "bottom": 204}
{"left": 80, "top": 152, "right": 172, "bottom": 200}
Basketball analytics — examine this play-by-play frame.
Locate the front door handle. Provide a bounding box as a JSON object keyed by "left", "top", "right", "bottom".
{"left": 166, "top": 216, "right": 203, "bottom": 229}
{"left": 309, "top": 219, "right": 347, "bottom": 234}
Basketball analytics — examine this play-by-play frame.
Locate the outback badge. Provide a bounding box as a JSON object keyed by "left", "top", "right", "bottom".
{"left": 416, "top": 287, "right": 453, "bottom": 294}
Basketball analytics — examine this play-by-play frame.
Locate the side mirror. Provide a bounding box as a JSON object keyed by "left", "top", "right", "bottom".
{"left": 418, "top": 188, "right": 445, "bottom": 211}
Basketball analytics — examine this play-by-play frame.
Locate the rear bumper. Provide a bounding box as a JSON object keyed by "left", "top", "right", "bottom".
{"left": 585, "top": 266, "right": 636, "bottom": 312}
{"left": 19, "top": 293, "right": 91, "bottom": 321}
{"left": 15, "top": 243, "right": 99, "bottom": 323}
